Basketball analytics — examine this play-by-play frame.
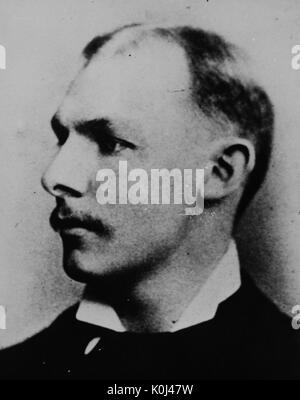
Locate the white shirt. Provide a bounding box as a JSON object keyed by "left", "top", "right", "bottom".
{"left": 76, "top": 240, "right": 241, "bottom": 332}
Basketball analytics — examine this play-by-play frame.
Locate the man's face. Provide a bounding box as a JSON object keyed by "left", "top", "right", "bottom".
{"left": 42, "top": 36, "right": 211, "bottom": 282}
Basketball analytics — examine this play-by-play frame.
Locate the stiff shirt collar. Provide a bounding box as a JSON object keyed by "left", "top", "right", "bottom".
{"left": 76, "top": 240, "right": 241, "bottom": 332}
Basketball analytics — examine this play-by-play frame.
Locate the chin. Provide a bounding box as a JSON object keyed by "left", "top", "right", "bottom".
{"left": 62, "top": 247, "right": 127, "bottom": 284}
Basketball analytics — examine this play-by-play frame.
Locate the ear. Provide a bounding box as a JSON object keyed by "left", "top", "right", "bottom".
{"left": 204, "top": 137, "right": 255, "bottom": 201}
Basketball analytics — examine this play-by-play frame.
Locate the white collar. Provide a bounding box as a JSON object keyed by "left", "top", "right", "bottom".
{"left": 76, "top": 240, "right": 241, "bottom": 332}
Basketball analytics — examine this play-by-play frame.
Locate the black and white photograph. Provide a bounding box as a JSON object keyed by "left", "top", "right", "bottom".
{"left": 0, "top": 0, "right": 300, "bottom": 382}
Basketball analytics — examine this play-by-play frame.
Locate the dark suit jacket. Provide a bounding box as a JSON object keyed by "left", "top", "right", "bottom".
{"left": 0, "top": 272, "right": 299, "bottom": 380}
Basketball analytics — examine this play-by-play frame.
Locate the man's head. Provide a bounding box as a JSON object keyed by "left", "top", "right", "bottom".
{"left": 42, "top": 24, "right": 273, "bottom": 283}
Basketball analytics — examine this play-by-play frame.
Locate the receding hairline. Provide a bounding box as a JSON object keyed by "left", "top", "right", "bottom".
{"left": 83, "top": 24, "right": 195, "bottom": 69}
{"left": 81, "top": 24, "right": 274, "bottom": 221}
{"left": 83, "top": 24, "right": 173, "bottom": 59}
{"left": 81, "top": 24, "right": 248, "bottom": 126}
{"left": 82, "top": 24, "right": 252, "bottom": 120}
{"left": 83, "top": 23, "right": 249, "bottom": 73}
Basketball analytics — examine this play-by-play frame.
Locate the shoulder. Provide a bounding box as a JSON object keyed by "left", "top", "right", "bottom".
{"left": 213, "top": 271, "right": 300, "bottom": 378}
{"left": 224, "top": 270, "right": 293, "bottom": 335}
{"left": 0, "top": 304, "right": 79, "bottom": 379}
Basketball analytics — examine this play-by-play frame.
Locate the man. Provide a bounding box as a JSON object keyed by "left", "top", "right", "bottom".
{"left": 1, "top": 23, "right": 299, "bottom": 379}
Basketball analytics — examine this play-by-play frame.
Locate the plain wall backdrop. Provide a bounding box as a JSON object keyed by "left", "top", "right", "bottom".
{"left": 0, "top": 0, "right": 299, "bottom": 348}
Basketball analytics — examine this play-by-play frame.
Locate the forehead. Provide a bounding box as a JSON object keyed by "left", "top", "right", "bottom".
{"left": 58, "top": 35, "right": 194, "bottom": 126}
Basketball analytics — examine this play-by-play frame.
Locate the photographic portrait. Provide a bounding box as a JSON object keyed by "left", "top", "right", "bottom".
{"left": 0, "top": 0, "right": 299, "bottom": 381}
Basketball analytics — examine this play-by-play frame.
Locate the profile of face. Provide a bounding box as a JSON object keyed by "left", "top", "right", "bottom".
{"left": 41, "top": 34, "right": 212, "bottom": 283}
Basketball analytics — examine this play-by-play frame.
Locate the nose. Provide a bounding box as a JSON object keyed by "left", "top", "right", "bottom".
{"left": 41, "top": 135, "right": 96, "bottom": 198}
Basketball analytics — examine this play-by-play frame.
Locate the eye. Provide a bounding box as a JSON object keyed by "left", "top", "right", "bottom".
{"left": 114, "top": 141, "right": 127, "bottom": 153}
{"left": 98, "top": 137, "right": 136, "bottom": 156}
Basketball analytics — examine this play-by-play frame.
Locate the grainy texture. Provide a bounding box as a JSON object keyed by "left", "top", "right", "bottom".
{"left": 0, "top": 0, "right": 299, "bottom": 348}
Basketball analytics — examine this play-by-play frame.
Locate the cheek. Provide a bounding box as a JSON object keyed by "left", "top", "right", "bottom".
{"left": 113, "top": 203, "right": 187, "bottom": 247}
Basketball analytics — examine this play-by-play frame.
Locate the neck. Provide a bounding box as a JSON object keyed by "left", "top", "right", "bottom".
{"left": 84, "top": 223, "right": 232, "bottom": 333}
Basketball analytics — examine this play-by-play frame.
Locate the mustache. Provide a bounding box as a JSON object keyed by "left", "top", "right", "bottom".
{"left": 50, "top": 206, "right": 112, "bottom": 237}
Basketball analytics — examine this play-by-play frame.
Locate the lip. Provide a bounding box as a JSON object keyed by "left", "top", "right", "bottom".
{"left": 50, "top": 208, "right": 111, "bottom": 238}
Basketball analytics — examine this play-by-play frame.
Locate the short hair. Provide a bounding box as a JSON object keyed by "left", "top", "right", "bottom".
{"left": 83, "top": 24, "right": 274, "bottom": 222}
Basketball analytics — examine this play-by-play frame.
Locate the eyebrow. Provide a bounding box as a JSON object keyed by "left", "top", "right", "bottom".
{"left": 51, "top": 115, "right": 137, "bottom": 149}
{"left": 75, "top": 118, "right": 113, "bottom": 140}
{"left": 51, "top": 115, "right": 114, "bottom": 140}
